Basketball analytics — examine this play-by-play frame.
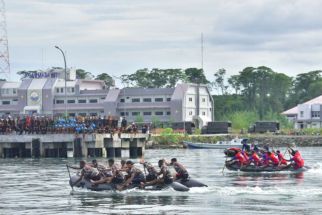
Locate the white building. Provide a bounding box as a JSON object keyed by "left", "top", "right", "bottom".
{"left": 282, "top": 95, "right": 322, "bottom": 129}
{"left": 0, "top": 68, "right": 214, "bottom": 127}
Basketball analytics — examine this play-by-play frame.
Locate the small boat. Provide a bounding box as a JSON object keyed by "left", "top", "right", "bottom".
{"left": 225, "top": 162, "right": 310, "bottom": 173}
{"left": 69, "top": 175, "right": 190, "bottom": 192}
{"left": 183, "top": 138, "right": 245, "bottom": 149}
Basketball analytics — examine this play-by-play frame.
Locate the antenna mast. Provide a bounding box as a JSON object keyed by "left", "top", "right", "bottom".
{"left": 201, "top": 33, "right": 204, "bottom": 70}
{"left": 0, "top": 0, "right": 10, "bottom": 80}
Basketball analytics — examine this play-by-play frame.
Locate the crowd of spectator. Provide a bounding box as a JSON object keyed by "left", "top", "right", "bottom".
{"left": 0, "top": 115, "right": 149, "bottom": 135}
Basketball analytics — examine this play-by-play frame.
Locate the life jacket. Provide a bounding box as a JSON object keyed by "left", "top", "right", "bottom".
{"left": 277, "top": 153, "right": 287, "bottom": 165}
{"left": 268, "top": 153, "right": 279, "bottom": 165}
{"left": 261, "top": 153, "right": 270, "bottom": 165}
{"left": 250, "top": 153, "right": 261, "bottom": 166}
{"left": 293, "top": 151, "right": 304, "bottom": 169}
{"left": 241, "top": 151, "right": 249, "bottom": 161}
{"left": 234, "top": 152, "right": 246, "bottom": 164}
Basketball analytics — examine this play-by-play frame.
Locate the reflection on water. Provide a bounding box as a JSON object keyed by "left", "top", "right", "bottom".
{"left": 77, "top": 193, "right": 189, "bottom": 208}
{"left": 1, "top": 147, "right": 322, "bottom": 214}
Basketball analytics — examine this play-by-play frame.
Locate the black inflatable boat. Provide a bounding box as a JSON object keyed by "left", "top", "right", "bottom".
{"left": 225, "top": 162, "right": 310, "bottom": 173}
{"left": 69, "top": 175, "right": 190, "bottom": 192}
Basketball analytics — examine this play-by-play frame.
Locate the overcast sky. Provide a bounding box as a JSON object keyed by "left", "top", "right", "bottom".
{"left": 5, "top": 0, "right": 322, "bottom": 83}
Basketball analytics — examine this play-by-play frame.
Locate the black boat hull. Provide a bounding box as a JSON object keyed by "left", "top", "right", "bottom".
{"left": 176, "top": 178, "right": 208, "bottom": 187}
{"left": 69, "top": 175, "right": 190, "bottom": 192}
{"left": 225, "top": 163, "right": 310, "bottom": 173}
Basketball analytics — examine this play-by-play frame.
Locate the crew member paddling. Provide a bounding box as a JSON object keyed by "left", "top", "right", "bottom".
{"left": 228, "top": 151, "right": 247, "bottom": 167}
{"left": 141, "top": 160, "right": 174, "bottom": 188}
{"left": 276, "top": 150, "right": 288, "bottom": 165}
{"left": 168, "top": 158, "right": 189, "bottom": 180}
{"left": 117, "top": 160, "right": 145, "bottom": 190}
{"left": 91, "top": 159, "right": 124, "bottom": 185}
{"left": 267, "top": 151, "right": 279, "bottom": 167}
{"left": 248, "top": 150, "right": 261, "bottom": 166}
{"left": 288, "top": 148, "right": 304, "bottom": 170}
{"left": 69, "top": 160, "right": 100, "bottom": 187}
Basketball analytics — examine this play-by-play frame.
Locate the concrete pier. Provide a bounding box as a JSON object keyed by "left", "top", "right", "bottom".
{"left": 0, "top": 133, "right": 148, "bottom": 158}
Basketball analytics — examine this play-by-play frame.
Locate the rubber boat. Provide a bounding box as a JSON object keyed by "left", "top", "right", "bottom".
{"left": 225, "top": 162, "right": 310, "bottom": 173}
{"left": 69, "top": 175, "right": 190, "bottom": 192}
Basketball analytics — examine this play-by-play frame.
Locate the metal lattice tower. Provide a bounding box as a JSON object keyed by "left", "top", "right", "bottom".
{"left": 0, "top": 0, "right": 10, "bottom": 80}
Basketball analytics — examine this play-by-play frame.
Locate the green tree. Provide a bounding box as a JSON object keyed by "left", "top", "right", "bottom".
{"left": 76, "top": 69, "right": 93, "bottom": 79}
{"left": 213, "top": 68, "right": 228, "bottom": 95}
{"left": 184, "top": 68, "right": 209, "bottom": 84}
{"left": 286, "top": 70, "right": 322, "bottom": 108}
{"left": 164, "top": 69, "right": 186, "bottom": 87}
{"left": 228, "top": 75, "right": 241, "bottom": 95}
{"left": 135, "top": 115, "right": 144, "bottom": 123}
{"left": 17, "top": 70, "right": 38, "bottom": 80}
{"left": 121, "top": 68, "right": 186, "bottom": 88}
{"left": 223, "top": 66, "right": 292, "bottom": 119}
{"left": 95, "top": 73, "right": 115, "bottom": 87}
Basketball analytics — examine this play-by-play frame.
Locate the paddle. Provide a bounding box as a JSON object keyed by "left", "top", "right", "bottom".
{"left": 66, "top": 164, "right": 74, "bottom": 191}
{"left": 140, "top": 158, "right": 147, "bottom": 175}
{"left": 222, "top": 157, "right": 227, "bottom": 174}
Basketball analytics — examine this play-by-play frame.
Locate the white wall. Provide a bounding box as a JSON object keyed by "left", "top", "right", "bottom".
{"left": 297, "top": 104, "right": 311, "bottom": 120}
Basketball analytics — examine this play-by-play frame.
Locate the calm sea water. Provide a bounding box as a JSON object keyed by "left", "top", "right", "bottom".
{"left": 1, "top": 147, "right": 322, "bottom": 215}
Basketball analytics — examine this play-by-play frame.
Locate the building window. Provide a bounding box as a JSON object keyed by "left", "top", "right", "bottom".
{"left": 143, "top": 98, "right": 152, "bottom": 102}
{"left": 120, "top": 98, "right": 125, "bottom": 103}
{"left": 132, "top": 112, "right": 140, "bottom": 116}
{"left": 90, "top": 113, "right": 97, "bottom": 116}
{"left": 13, "top": 89, "right": 17, "bottom": 94}
{"left": 312, "top": 111, "right": 320, "bottom": 118}
{"left": 155, "top": 111, "right": 163, "bottom": 116}
{"left": 13, "top": 98, "right": 18, "bottom": 102}
{"left": 143, "top": 112, "right": 152, "bottom": 116}
{"left": 100, "top": 97, "right": 105, "bottom": 100}
{"left": 56, "top": 88, "right": 59, "bottom": 93}
{"left": 189, "top": 97, "right": 193, "bottom": 102}
{"left": 132, "top": 98, "right": 140, "bottom": 103}
{"left": 202, "top": 111, "right": 206, "bottom": 116}
{"left": 202, "top": 98, "right": 206, "bottom": 102}
{"left": 89, "top": 99, "right": 98, "bottom": 103}
{"left": 2, "top": 101, "right": 10, "bottom": 105}
{"left": 67, "top": 100, "right": 75, "bottom": 104}
{"left": 79, "top": 113, "right": 87, "bottom": 116}
{"left": 60, "top": 88, "right": 63, "bottom": 93}
{"left": 71, "top": 87, "right": 75, "bottom": 93}
{"left": 167, "top": 98, "right": 171, "bottom": 102}
{"left": 56, "top": 100, "right": 64, "bottom": 104}
{"left": 120, "top": 112, "right": 129, "bottom": 116}
{"left": 189, "top": 111, "right": 193, "bottom": 115}
{"left": 155, "top": 98, "right": 163, "bottom": 102}
{"left": 69, "top": 113, "right": 76, "bottom": 117}
{"left": 300, "top": 111, "right": 304, "bottom": 118}
{"left": 166, "top": 111, "right": 171, "bottom": 115}
{"left": 78, "top": 99, "right": 86, "bottom": 104}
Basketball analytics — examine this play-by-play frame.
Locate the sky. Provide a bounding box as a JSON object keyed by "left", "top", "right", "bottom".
{"left": 4, "top": 0, "right": 322, "bottom": 84}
